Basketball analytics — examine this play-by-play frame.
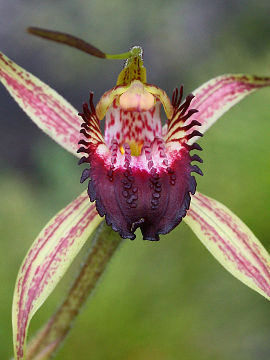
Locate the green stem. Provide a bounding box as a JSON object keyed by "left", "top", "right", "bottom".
{"left": 26, "top": 223, "right": 123, "bottom": 360}
{"left": 105, "top": 51, "right": 132, "bottom": 60}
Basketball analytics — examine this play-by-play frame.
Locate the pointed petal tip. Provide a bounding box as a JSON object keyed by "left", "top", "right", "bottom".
{"left": 27, "top": 27, "right": 106, "bottom": 58}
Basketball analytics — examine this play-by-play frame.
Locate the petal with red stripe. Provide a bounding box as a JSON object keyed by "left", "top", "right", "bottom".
{"left": 12, "top": 192, "right": 102, "bottom": 360}
{"left": 180, "top": 74, "right": 270, "bottom": 144}
{"left": 184, "top": 192, "right": 270, "bottom": 300}
{"left": 0, "top": 51, "right": 80, "bottom": 156}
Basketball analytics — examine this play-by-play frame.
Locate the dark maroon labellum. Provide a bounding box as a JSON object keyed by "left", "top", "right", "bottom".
{"left": 78, "top": 88, "right": 203, "bottom": 241}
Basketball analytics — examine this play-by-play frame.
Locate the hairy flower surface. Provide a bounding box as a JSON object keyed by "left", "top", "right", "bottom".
{"left": 1, "top": 28, "right": 270, "bottom": 360}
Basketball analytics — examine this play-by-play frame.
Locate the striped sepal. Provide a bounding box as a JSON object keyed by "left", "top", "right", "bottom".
{"left": 0, "top": 51, "right": 80, "bottom": 156}
{"left": 185, "top": 74, "right": 270, "bottom": 144}
{"left": 184, "top": 192, "right": 270, "bottom": 300}
{"left": 12, "top": 192, "right": 102, "bottom": 360}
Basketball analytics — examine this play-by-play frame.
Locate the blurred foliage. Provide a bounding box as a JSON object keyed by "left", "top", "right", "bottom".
{"left": 1, "top": 1, "right": 270, "bottom": 359}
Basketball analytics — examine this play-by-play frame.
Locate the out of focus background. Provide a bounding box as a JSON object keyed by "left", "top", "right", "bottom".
{"left": 1, "top": 1, "right": 270, "bottom": 359}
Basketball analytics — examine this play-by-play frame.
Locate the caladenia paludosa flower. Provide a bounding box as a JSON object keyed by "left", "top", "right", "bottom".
{"left": 1, "top": 27, "right": 270, "bottom": 360}
{"left": 78, "top": 46, "right": 203, "bottom": 240}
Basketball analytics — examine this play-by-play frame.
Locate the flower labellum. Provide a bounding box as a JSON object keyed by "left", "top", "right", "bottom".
{"left": 78, "top": 47, "right": 203, "bottom": 240}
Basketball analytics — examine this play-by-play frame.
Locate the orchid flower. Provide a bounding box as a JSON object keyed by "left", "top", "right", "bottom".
{"left": 1, "top": 28, "right": 270, "bottom": 360}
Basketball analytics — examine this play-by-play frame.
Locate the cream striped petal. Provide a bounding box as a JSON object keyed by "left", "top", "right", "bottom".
{"left": 184, "top": 192, "right": 270, "bottom": 300}
{"left": 0, "top": 52, "right": 81, "bottom": 156}
{"left": 12, "top": 192, "right": 102, "bottom": 360}
{"left": 166, "top": 74, "right": 270, "bottom": 144}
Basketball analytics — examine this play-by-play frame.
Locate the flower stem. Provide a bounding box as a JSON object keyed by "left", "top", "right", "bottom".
{"left": 26, "top": 222, "right": 122, "bottom": 360}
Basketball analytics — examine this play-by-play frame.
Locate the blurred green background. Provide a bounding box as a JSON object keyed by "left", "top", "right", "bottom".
{"left": 1, "top": 1, "right": 270, "bottom": 359}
